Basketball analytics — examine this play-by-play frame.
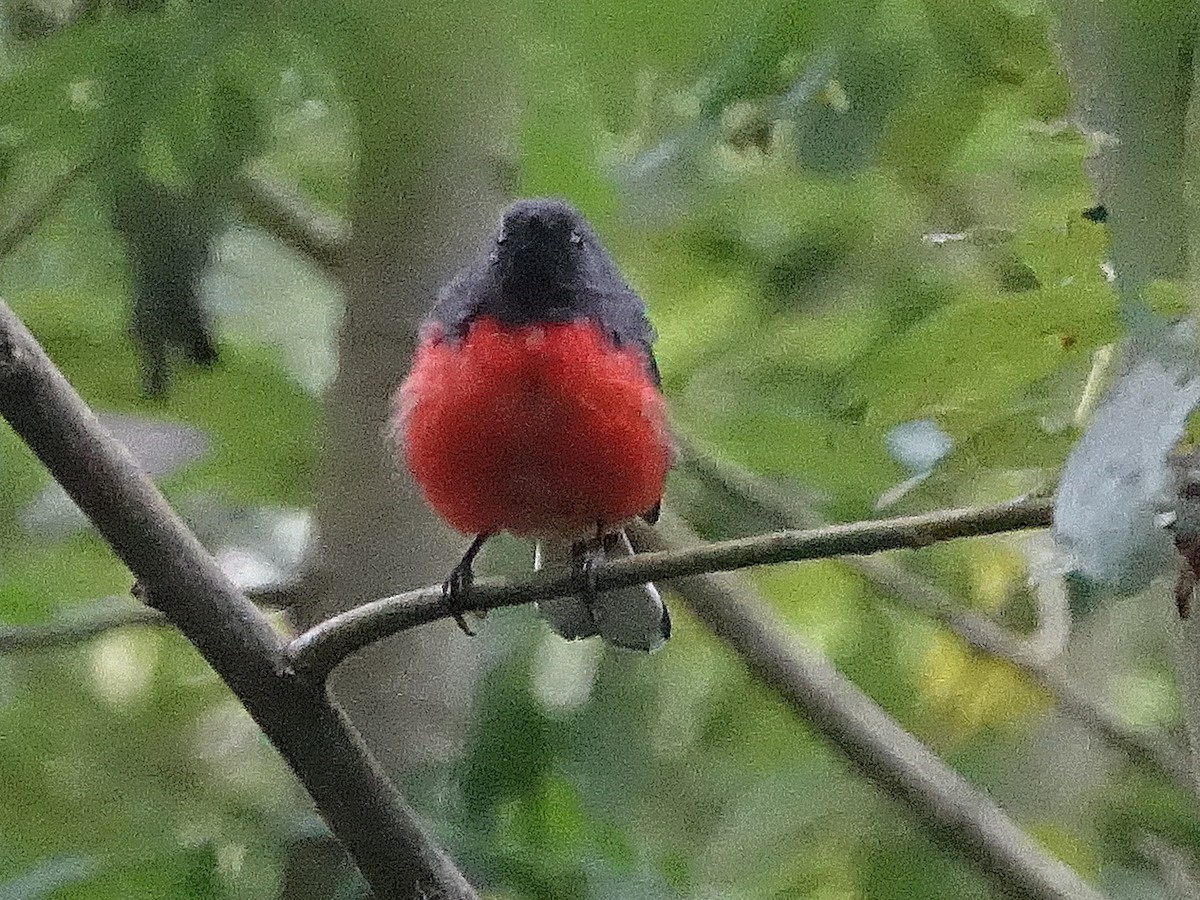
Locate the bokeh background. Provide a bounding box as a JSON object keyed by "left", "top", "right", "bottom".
{"left": 1, "top": 0, "right": 1198, "bottom": 897}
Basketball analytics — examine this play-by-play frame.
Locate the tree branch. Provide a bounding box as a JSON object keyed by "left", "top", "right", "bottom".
{"left": 0, "top": 299, "right": 477, "bottom": 900}
{"left": 0, "top": 582, "right": 303, "bottom": 654}
{"left": 0, "top": 601, "right": 167, "bottom": 652}
{"left": 233, "top": 170, "right": 348, "bottom": 274}
{"left": 676, "top": 439, "right": 1197, "bottom": 800}
{"left": 287, "top": 497, "right": 1054, "bottom": 678}
{"left": 675, "top": 436, "right": 1047, "bottom": 659}
{"left": 0, "top": 157, "right": 348, "bottom": 277}
{"left": 0, "top": 160, "right": 93, "bottom": 260}
{"left": 638, "top": 511, "right": 1109, "bottom": 900}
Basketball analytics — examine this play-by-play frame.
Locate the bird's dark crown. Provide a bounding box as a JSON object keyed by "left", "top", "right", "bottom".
{"left": 493, "top": 199, "right": 589, "bottom": 286}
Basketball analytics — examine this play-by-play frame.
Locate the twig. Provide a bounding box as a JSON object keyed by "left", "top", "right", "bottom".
{"left": 233, "top": 170, "right": 348, "bottom": 273}
{"left": 676, "top": 440, "right": 1196, "bottom": 799}
{"left": 287, "top": 497, "right": 1055, "bottom": 678}
{"left": 0, "top": 602, "right": 167, "bottom": 652}
{"left": 0, "top": 299, "right": 477, "bottom": 900}
{"left": 0, "top": 160, "right": 93, "bottom": 260}
{"left": 639, "top": 512, "right": 1109, "bottom": 900}
{"left": 0, "top": 582, "right": 302, "bottom": 654}
{"left": 675, "top": 437, "right": 1045, "bottom": 658}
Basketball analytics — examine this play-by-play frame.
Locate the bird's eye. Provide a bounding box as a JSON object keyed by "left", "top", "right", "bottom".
{"left": 569, "top": 231, "right": 583, "bottom": 245}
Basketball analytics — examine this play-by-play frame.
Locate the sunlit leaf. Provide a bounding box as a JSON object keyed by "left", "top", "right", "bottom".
{"left": 853, "top": 281, "right": 1118, "bottom": 429}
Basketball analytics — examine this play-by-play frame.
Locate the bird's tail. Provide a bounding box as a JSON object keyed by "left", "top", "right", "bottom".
{"left": 535, "top": 530, "right": 670, "bottom": 651}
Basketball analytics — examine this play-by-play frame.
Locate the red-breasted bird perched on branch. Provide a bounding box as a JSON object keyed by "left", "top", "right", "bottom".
{"left": 393, "top": 199, "right": 672, "bottom": 650}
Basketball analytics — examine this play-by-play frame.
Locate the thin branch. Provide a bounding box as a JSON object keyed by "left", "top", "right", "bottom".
{"left": 675, "top": 437, "right": 1045, "bottom": 658}
{"left": 287, "top": 497, "right": 1054, "bottom": 678}
{"left": 233, "top": 170, "right": 348, "bottom": 274}
{"left": 638, "top": 511, "right": 1109, "bottom": 900}
{"left": 0, "top": 299, "right": 477, "bottom": 900}
{"left": 10, "top": 496, "right": 1055, "bottom": 680}
{"left": 0, "top": 582, "right": 303, "bottom": 654}
{"left": 0, "top": 160, "right": 93, "bottom": 260}
{"left": 0, "top": 602, "right": 167, "bottom": 652}
{"left": 676, "top": 439, "right": 1196, "bottom": 800}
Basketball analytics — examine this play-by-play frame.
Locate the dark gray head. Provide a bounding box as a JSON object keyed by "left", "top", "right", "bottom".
{"left": 492, "top": 199, "right": 589, "bottom": 292}
{"left": 429, "top": 199, "right": 658, "bottom": 378}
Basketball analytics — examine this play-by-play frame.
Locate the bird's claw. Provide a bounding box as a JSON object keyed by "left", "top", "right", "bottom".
{"left": 443, "top": 562, "right": 477, "bottom": 637}
{"left": 571, "top": 540, "right": 606, "bottom": 594}
{"left": 571, "top": 539, "right": 608, "bottom": 628}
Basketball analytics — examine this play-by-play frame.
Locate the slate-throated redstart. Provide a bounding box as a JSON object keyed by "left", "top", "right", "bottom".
{"left": 393, "top": 198, "right": 672, "bottom": 650}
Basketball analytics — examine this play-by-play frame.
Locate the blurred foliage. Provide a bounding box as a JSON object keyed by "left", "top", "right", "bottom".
{"left": 0, "top": 0, "right": 1197, "bottom": 898}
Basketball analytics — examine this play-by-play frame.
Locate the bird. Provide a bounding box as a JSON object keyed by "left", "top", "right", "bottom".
{"left": 392, "top": 198, "right": 672, "bottom": 650}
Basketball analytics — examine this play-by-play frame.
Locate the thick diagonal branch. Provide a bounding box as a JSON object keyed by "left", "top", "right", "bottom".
{"left": 0, "top": 299, "right": 476, "bottom": 900}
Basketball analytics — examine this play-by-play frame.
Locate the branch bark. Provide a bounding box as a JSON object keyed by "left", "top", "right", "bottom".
{"left": 233, "top": 170, "right": 348, "bottom": 274}
{"left": 639, "top": 511, "right": 1109, "bottom": 900}
{"left": 0, "top": 601, "right": 166, "bottom": 652}
{"left": 287, "top": 497, "right": 1054, "bottom": 678}
{"left": 0, "top": 299, "right": 477, "bottom": 900}
{"left": 0, "top": 160, "right": 93, "bottom": 259}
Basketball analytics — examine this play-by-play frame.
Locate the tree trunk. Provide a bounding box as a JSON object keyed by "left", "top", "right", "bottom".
{"left": 300, "top": 5, "right": 509, "bottom": 773}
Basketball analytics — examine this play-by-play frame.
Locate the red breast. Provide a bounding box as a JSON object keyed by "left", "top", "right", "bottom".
{"left": 396, "top": 316, "right": 670, "bottom": 538}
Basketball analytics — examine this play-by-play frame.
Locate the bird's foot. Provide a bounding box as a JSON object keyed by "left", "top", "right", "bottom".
{"left": 443, "top": 560, "right": 477, "bottom": 636}
{"left": 443, "top": 533, "right": 492, "bottom": 637}
{"left": 571, "top": 530, "right": 615, "bottom": 628}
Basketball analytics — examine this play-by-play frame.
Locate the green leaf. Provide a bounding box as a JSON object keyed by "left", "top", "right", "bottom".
{"left": 700, "top": 0, "right": 881, "bottom": 116}
{"left": 519, "top": 0, "right": 776, "bottom": 126}
{"left": 921, "top": 0, "right": 1055, "bottom": 84}
{"left": 853, "top": 277, "right": 1118, "bottom": 430}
